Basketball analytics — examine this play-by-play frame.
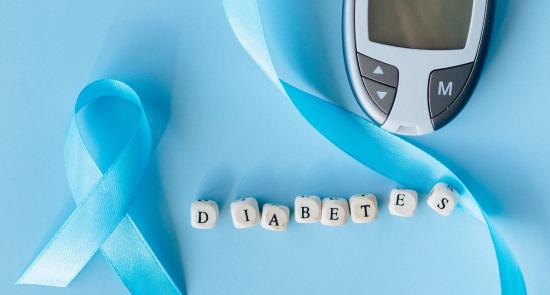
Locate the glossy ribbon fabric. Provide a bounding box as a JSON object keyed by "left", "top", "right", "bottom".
{"left": 223, "top": 1, "right": 526, "bottom": 294}
{"left": 17, "top": 80, "right": 182, "bottom": 295}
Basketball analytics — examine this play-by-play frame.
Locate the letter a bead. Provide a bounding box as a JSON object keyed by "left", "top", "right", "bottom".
{"left": 388, "top": 189, "right": 418, "bottom": 217}
{"left": 191, "top": 200, "right": 219, "bottom": 229}
{"left": 321, "top": 197, "right": 349, "bottom": 226}
{"left": 427, "top": 183, "right": 458, "bottom": 216}
{"left": 261, "top": 204, "right": 290, "bottom": 231}
{"left": 294, "top": 195, "right": 321, "bottom": 223}
{"left": 231, "top": 197, "right": 260, "bottom": 229}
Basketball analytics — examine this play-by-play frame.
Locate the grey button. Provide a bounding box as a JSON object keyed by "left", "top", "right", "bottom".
{"left": 428, "top": 63, "right": 473, "bottom": 117}
{"left": 362, "top": 78, "right": 396, "bottom": 114}
{"left": 357, "top": 53, "right": 399, "bottom": 87}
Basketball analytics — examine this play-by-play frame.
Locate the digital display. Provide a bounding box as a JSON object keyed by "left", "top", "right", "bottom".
{"left": 368, "top": 0, "right": 473, "bottom": 50}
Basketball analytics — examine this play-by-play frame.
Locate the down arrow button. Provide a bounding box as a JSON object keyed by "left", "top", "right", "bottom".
{"left": 362, "top": 78, "right": 396, "bottom": 114}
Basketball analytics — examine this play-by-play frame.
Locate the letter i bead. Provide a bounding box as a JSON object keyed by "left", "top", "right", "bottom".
{"left": 230, "top": 197, "right": 260, "bottom": 229}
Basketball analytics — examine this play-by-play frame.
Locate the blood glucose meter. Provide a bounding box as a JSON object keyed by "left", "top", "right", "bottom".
{"left": 344, "top": 0, "right": 491, "bottom": 135}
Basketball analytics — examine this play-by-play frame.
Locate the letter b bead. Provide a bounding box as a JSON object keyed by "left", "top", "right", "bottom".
{"left": 294, "top": 195, "right": 321, "bottom": 223}
{"left": 191, "top": 200, "right": 219, "bottom": 229}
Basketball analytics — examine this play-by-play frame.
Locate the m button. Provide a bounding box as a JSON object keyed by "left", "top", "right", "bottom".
{"left": 429, "top": 63, "right": 473, "bottom": 117}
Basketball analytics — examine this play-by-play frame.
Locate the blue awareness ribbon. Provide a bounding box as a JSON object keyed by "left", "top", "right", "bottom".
{"left": 222, "top": 1, "right": 527, "bottom": 294}
{"left": 17, "top": 79, "right": 183, "bottom": 295}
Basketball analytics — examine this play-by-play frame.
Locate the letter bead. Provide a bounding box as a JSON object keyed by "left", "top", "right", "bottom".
{"left": 294, "top": 195, "right": 322, "bottom": 223}
{"left": 427, "top": 183, "right": 458, "bottom": 216}
{"left": 349, "top": 193, "right": 378, "bottom": 223}
{"left": 190, "top": 200, "right": 219, "bottom": 229}
{"left": 231, "top": 197, "right": 260, "bottom": 229}
{"left": 321, "top": 197, "right": 349, "bottom": 226}
{"left": 388, "top": 189, "right": 418, "bottom": 217}
{"left": 261, "top": 204, "right": 290, "bottom": 231}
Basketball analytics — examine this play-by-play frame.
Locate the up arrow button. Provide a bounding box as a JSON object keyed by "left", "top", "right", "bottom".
{"left": 357, "top": 53, "right": 399, "bottom": 87}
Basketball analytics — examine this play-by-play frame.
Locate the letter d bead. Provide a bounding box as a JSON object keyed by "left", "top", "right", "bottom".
{"left": 191, "top": 200, "right": 219, "bottom": 229}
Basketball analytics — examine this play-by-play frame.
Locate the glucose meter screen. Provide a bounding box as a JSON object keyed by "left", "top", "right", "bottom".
{"left": 368, "top": 0, "right": 473, "bottom": 50}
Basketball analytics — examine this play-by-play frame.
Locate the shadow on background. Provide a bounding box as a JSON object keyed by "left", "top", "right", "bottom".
{"left": 231, "top": 163, "right": 296, "bottom": 208}
{"left": 484, "top": 0, "right": 516, "bottom": 67}
{"left": 195, "top": 165, "right": 236, "bottom": 212}
{"left": 259, "top": 0, "right": 364, "bottom": 117}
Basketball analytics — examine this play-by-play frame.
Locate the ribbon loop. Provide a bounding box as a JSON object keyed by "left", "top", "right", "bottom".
{"left": 18, "top": 79, "right": 182, "bottom": 295}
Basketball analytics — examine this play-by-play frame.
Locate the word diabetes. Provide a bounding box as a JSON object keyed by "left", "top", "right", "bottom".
{"left": 190, "top": 182, "right": 457, "bottom": 231}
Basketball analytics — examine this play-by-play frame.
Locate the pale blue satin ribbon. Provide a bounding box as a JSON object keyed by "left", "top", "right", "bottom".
{"left": 17, "top": 79, "right": 182, "bottom": 295}
{"left": 223, "top": 1, "right": 526, "bottom": 294}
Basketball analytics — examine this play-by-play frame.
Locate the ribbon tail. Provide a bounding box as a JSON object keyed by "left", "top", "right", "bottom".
{"left": 16, "top": 193, "right": 129, "bottom": 287}
{"left": 485, "top": 216, "right": 527, "bottom": 295}
{"left": 223, "top": 1, "right": 527, "bottom": 294}
{"left": 282, "top": 81, "right": 527, "bottom": 295}
{"left": 101, "top": 216, "right": 183, "bottom": 295}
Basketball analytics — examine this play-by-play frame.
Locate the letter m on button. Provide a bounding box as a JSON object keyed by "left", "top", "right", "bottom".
{"left": 438, "top": 81, "right": 453, "bottom": 96}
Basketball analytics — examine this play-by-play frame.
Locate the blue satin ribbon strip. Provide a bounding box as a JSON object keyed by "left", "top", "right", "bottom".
{"left": 17, "top": 79, "right": 182, "bottom": 295}
{"left": 222, "top": 1, "right": 526, "bottom": 294}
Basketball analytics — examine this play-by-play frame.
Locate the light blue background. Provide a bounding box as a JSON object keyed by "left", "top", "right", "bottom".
{"left": 0, "top": 0, "right": 549, "bottom": 294}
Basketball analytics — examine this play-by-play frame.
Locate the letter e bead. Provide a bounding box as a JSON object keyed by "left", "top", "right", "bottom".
{"left": 191, "top": 200, "right": 219, "bottom": 229}
{"left": 321, "top": 197, "right": 349, "bottom": 226}
{"left": 388, "top": 189, "right": 418, "bottom": 217}
{"left": 427, "top": 183, "right": 458, "bottom": 216}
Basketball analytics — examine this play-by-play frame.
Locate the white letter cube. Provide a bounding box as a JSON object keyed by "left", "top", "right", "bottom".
{"left": 349, "top": 194, "right": 378, "bottom": 223}
{"left": 388, "top": 189, "right": 418, "bottom": 217}
{"left": 261, "top": 204, "right": 290, "bottom": 231}
{"left": 294, "top": 195, "right": 321, "bottom": 223}
{"left": 190, "top": 200, "right": 219, "bottom": 229}
{"left": 427, "top": 183, "right": 458, "bottom": 216}
{"left": 321, "top": 197, "right": 349, "bottom": 226}
{"left": 231, "top": 197, "right": 260, "bottom": 229}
